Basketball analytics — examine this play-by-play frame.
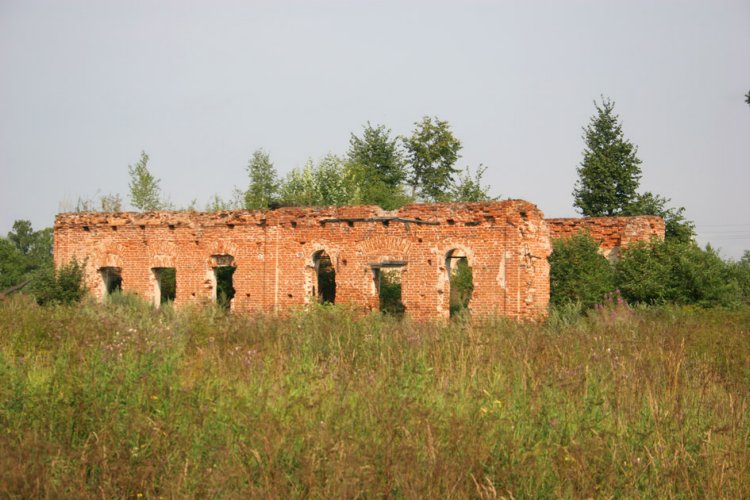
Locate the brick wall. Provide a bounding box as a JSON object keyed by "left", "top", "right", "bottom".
{"left": 54, "top": 200, "right": 552, "bottom": 321}
{"left": 545, "top": 216, "right": 665, "bottom": 259}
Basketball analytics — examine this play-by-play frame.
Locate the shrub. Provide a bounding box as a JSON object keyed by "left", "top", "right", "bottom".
{"left": 28, "top": 258, "right": 86, "bottom": 305}
{"left": 549, "top": 232, "right": 614, "bottom": 308}
{"left": 616, "top": 240, "right": 741, "bottom": 307}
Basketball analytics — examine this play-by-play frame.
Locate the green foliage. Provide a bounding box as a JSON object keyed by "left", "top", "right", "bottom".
{"left": 1, "top": 302, "right": 749, "bottom": 497}
{"left": 449, "top": 258, "right": 473, "bottom": 316}
{"left": 625, "top": 191, "right": 695, "bottom": 243}
{"left": 278, "top": 155, "right": 355, "bottom": 207}
{"left": 378, "top": 270, "right": 405, "bottom": 316}
{"left": 27, "top": 258, "right": 86, "bottom": 305}
{"left": 728, "top": 251, "right": 750, "bottom": 305}
{"left": 573, "top": 97, "right": 642, "bottom": 216}
{"left": 128, "top": 151, "right": 164, "bottom": 211}
{"left": 403, "top": 116, "right": 463, "bottom": 202}
{"left": 347, "top": 122, "right": 405, "bottom": 190}
{"left": 215, "top": 266, "right": 236, "bottom": 310}
{"left": 244, "top": 149, "right": 279, "bottom": 209}
{"left": 449, "top": 165, "right": 494, "bottom": 202}
{"left": 156, "top": 268, "right": 176, "bottom": 304}
{"left": 615, "top": 240, "right": 742, "bottom": 307}
{"left": 0, "top": 221, "right": 53, "bottom": 289}
{"left": 549, "top": 232, "right": 615, "bottom": 308}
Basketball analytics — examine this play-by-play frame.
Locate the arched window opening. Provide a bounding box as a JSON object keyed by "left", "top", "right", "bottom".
{"left": 312, "top": 250, "right": 336, "bottom": 304}
{"left": 446, "top": 249, "right": 473, "bottom": 317}
{"left": 211, "top": 255, "right": 236, "bottom": 310}
{"left": 100, "top": 267, "right": 122, "bottom": 298}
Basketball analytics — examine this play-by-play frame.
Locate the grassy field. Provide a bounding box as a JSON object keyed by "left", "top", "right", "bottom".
{"left": 0, "top": 296, "right": 748, "bottom": 498}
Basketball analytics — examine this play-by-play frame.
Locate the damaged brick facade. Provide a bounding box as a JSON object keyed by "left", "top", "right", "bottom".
{"left": 53, "top": 201, "right": 663, "bottom": 320}
{"left": 546, "top": 216, "right": 665, "bottom": 259}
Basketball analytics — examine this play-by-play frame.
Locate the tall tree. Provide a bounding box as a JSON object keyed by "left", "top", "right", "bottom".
{"left": 403, "top": 116, "right": 463, "bottom": 202}
{"left": 244, "top": 149, "right": 279, "bottom": 209}
{"left": 128, "top": 151, "right": 164, "bottom": 211}
{"left": 573, "top": 98, "right": 642, "bottom": 216}
{"left": 347, "top": 122, "right": 405, "bottom": 189}
{"left": 346, "top": 123, "right": 408, "bottom": 209}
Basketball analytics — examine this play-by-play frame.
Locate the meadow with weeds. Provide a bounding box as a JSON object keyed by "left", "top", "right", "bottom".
{"left": 0, "top": 296, "right": 748, "bottom": 497}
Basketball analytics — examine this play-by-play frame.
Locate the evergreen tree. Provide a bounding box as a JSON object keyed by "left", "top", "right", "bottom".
{"left": 403, "top": 116, "right": 463, "bottom": 202}
{"left": 244, "top": 149, "right": 279, "bottom": 209}
{"left": 346, "top": 123, "right": 408, "bottom": 209}
{"left": 573, "top": 98, "right": 642, "bottom": 216}
{"left": 128, "top": 151, "right": 164, "bottom": 211}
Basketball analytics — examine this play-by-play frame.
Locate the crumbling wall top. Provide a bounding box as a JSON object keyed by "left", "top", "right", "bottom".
{"left": 54, "top": 199, "right": 545, "bottom": 229}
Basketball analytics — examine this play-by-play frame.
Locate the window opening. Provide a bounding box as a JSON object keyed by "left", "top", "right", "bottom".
{"left": 152, "top": 267, "right": 176, "bottom": 306}
{"left": 447, "top": 250, "right": 473, "bottom": 317}
{"left": 215, "top": 266, "right": 236, "bottom": 310}
{"left": 211, "top": 255, "right": 236, "bottom": 310}
{"left": 100, "top": 267, "right": 122, "bottom": 297}
{"left": 312, "top": 250, "right": 336, "bottom": 304}
{"left": 373, "top": 264, "right": 405, "bottom": 317}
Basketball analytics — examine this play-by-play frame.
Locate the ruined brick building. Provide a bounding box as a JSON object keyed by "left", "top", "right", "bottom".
{"left": 53, "top": 201, "right": 664, "bottom": 321}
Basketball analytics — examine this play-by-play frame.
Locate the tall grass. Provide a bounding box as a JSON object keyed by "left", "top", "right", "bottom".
{"left": 1, "top": 296, "right": 748, "bottom": 497}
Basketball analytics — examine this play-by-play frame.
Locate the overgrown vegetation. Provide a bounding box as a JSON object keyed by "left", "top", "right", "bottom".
{"left": 0, "top": 299, "right": 748, "bottom": 497}
{"left": 549, "top": 232, "right": 750, "bottom": 308}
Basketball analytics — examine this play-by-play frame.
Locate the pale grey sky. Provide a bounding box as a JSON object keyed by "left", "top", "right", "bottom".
{"left": 1, "top": 0, "right": 748, "bottom": 257}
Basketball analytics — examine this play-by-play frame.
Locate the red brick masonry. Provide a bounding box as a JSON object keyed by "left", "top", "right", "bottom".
{"left": 54, "top": 201, "right": 663, "bottom": 320}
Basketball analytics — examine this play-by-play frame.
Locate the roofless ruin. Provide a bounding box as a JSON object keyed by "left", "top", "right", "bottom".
{"left": 54, "top": 201, "right": 664, "bottom": 320}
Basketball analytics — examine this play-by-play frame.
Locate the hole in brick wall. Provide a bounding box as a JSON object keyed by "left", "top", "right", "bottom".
{"left": 111, "top": 226, "right": 117, "bottom": 231}
{"left": 428, "top": 258, "right": 432, "bottom": 265}
{"left": 291, "top": 221, "right": 297, "bottom": 228}
{"left": 312, "top": 250, "right": 336, "bottom": 304}
{"left": 520, "top": 211, "right": 528, "bottom": 220}
{"left": 227, "top": 223, "right": 234, "bottom": 229}
{"left": 418, "top": 238, "right": 423, "bottom": 243}
{"left": 168, "top": 224, "right": 176, "bottom": 231}
{"left": 99, "top": 267, "right": 122, "bottom": 299}
{"left": 446, "top": 249, "right": 473, "bottom": 318}
{"left": 287, "top": 293, "right": 293, "bottom": 298}
{"left": 211, "top": 254, "right": 236, "bottom": 310}
{"left": 465, "top": 221, "right": 480, "bottom": 227}
{"left": 347, "top": 221, "right": 354, "bottom": 228}
{"left": 382, "top": 220, "right": 390, "bottom": 227}
{"left": 83, "top": 226, "right": 90, "bottom": 232}
{"left": 374, "top": 267, "right": 405, "bottom": 318}
{"left": 447, "top": 219, "right": 455, "bottom": 225}
{"left": 484, "top": 216, "right": 495, "bottom": 223}
{"left": 215, "top": 266, "right": 236, "bottom": 310}
{"left": 139, "top": 224, "right": 146, "bottom": 230}
{"left": 152, "top": 267, "right": 176, "bottom": 306}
